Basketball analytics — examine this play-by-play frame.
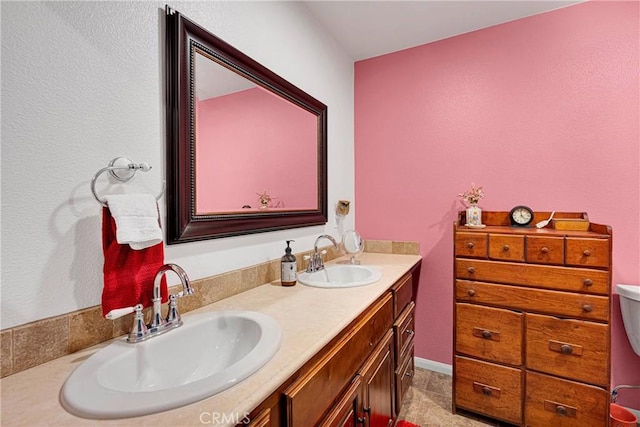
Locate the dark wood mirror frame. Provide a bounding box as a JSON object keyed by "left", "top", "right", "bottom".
{"left": 165, "top": 7, "right": 328, "bottom": 244}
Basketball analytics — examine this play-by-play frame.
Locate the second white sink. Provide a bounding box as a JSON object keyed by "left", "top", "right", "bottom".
{"left": 298, "top": 264, "right": 382, "bottom": 288}
{"left": 61, "top": 310, "right": 281, "bottom": 419}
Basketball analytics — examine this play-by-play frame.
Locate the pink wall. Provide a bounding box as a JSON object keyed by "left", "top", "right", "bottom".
{"left": 195, "top": 87, "right": 317, "bottom": 212}
{"left": 355, "top": 1, "right": 639, "bottom": 407}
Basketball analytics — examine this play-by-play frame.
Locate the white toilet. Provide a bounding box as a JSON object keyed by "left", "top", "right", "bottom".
{"left": 617, "top": 284, "right": 640, "bottom": 356}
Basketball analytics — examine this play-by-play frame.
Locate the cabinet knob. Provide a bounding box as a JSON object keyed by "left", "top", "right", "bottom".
{"left": 467, "top": 289, "right": 476, "bottom": 297}
{"left": 541, "top": 247, "right": 549, "bottom": 254}
{"left": 582, "top": 304, "right": 593, "bottom": 313}
{"left": 583, "top": 278, "right": 593, "bottom": 287}
{"left": 556, "top": 405, "right": 568, "bottom": 416}
{"left": 405, "top": 329, "right": 415, "bottom": 336}
{"left": 481, "top": 330, "right": 492, "bottom": 339}
{"left": 467, "top": 242, "right": 475, "bottom": 249}
{"left": 406, "top": 370, "right": 414, "bottom": 378}
{"left": 467, "top": 267, "right": 475, "bottom": 274}
{"left": 560, "top": 344, "right": 573, "bottom": 354}
{"left": 583, "top": 250, "right": 592, "bottom": 257}
{"left": 482, "top": 387, "right": 492, "bottom": 396}
{"left": 502, "top": 245, "right": 510, "bottom": 252}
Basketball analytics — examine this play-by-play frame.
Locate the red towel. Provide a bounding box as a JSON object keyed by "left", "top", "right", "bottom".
{"left": 101, "top": 207, "right": 167, "bottom": 317}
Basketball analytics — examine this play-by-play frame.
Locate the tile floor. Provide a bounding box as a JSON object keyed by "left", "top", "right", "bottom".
{"left": 397, "top": 367, "right": 516, "bottom": 427}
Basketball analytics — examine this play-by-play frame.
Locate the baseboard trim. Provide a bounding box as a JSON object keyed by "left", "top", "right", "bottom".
{"left": 414, "top": 357, "right": 452, "bottom": 376}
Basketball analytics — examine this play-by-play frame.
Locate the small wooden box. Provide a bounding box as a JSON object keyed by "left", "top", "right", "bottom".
{"left": 551, "top": 218, "right": 590, "bottom": 231}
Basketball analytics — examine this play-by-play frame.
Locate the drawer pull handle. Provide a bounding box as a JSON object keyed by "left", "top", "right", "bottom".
{"left": 467, "top": 289, "right": 476, "bottom": 297}
{"left": 541, "top": 247, "right": 549, "bottom": 254}
{"left": 544, "top": 400, "right": 577, "bottom": 418}
{"left": 467, "top": 267, "right": 475, "bottom": 274}
{"left": 467, "top": 242, "right": 475, "bottom": 249}
{"left": 473, "top": 327, "right": 501, "bottom": 341}
{"left": 583, "top": 278, "right": 593, "bottom": 287}
{"left": 583, "top": 249, "right": 592, "bottom": 257}
{"left": 472, "top": 382, "right": 501, "bottom": 398}
{"left": 549, "top": 340, "right": 583, "bottom": 356}
{"left": 502, "top": 245, "right": 510, "bottom": 251}
{"left": 582, "top": 304, "right": 593, "bottom": 313}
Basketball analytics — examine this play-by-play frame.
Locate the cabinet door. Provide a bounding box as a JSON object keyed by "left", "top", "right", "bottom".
{"left": 319, "top": 376, "right": 363, "bottom": 427}
{"left": 285, "top": 294, "right": 393, "bottom": 427}
{"left": 247, "top": 409, "right": 271, "bottom": 427}
{"left": 361, "top": 330, "right": 395, "bottom": 427}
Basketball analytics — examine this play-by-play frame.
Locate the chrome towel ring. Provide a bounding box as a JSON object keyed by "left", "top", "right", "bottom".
{"left": 91, "top": 157, "right": 164, "bottom": 207}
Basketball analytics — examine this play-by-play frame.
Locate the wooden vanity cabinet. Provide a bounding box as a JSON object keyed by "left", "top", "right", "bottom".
{"left": 453, "top": 212, "right": 612, "bottom": 427}
{"left": 242, "top": 262, "right": 421, "bottom": 427}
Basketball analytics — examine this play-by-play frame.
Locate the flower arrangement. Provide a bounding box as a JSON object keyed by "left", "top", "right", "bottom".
{"left": 458, "top": 183, "right": 484, "bottom": 206}
{"left": 257, "top": 190, "right": 272, "bottom": 208}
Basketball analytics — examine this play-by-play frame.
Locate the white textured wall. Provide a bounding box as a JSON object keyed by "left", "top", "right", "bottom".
{"left": 0, "top": 1, "right": 355, "bottom": 329}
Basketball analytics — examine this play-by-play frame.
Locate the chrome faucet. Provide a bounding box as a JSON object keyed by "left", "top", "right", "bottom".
{"left": 306, "top": 234, "right": 340, "bottom": 273}
{"left": 106, "top": 263, "right": 195, "bottom": 343}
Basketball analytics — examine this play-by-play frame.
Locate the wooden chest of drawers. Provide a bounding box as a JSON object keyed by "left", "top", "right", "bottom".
{"left": 452, "top": 211, "right": 612, "bottom": 427}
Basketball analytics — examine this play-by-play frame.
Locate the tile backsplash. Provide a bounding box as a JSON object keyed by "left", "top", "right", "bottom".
{"left": 0, "top": 240, "right": 418, "bottom": 378}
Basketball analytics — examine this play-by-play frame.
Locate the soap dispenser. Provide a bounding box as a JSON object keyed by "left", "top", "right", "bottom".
{"left": 281, "top": 240, "right": 297, "bottom": 286}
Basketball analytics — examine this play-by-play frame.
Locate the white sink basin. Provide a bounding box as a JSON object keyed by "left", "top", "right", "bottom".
{"left": 298, "top": 264, "right": 382, "bottom": 288}
{"left": 61, "top": 310, "right": 281, "bottom": 419}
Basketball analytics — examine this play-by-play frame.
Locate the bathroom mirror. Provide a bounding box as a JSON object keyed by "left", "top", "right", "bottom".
{"left": 165, "top": 7, "right": 328, "bottom": 243}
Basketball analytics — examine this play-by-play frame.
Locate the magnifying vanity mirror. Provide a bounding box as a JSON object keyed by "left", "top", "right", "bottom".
{"left": 342, "top": 230, "right": 364, "bottom": 264}
{"left": 165, "top": 7, "right": 328, "bottom": 243}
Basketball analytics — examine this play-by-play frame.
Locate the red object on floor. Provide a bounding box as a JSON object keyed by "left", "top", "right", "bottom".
{"left": 396, "top": 421, "right": 421, "bottom": 427}
{"left": 101, "top": 207, "right": 167, "bottom": 317}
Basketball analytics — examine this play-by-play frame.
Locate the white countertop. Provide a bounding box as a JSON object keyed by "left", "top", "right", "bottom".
{"left": 0, "top": 253, "right": 421, "bottom": 426}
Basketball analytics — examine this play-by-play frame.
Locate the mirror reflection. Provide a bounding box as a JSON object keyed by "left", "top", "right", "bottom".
{"left": 194, "top": 51, "right": 318, "bottom": 213}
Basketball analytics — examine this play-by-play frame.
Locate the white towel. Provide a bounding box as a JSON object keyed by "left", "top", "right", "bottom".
{"left": 104, "top": 194, "right": 163, "bottom": 250}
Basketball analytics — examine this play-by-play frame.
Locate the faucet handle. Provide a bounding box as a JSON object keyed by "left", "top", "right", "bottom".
{"left": 127, "top": 304, "right": 148, "bottom": 343}
{"left": 165, "top": 294, "right": 181, "bottom": 324}
{"left": 105, "top": 305, "right": 138, "bottom": 320}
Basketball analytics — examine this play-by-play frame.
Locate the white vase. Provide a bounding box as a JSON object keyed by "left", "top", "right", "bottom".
{"left": 466, "top": 204, "right": 482, "bottom": 226}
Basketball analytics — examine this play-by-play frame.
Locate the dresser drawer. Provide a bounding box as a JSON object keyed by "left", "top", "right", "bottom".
{"left": 455, "top": 303, "right": 522, "bottom": 365}
{"left": 489, "top": 234, "right": 524, "bottom": 262}
{"left": 396, "top": 346, "right": 414, "bottom": 413}
{"left": 455, "top": 232, "right": 488, "bottom": 258}
{"left": 455, "top": 356, "right": 523, "bottom": 425}
{"left": 565, "top": 238, "right": 610, "bottom": 268}
{"left": 525, "top": 313, "right": 609, "bottom": 386}
{"left": 456, "top": 259, "right": 609, "bottom": 295}
{"left": 525, "top": 371, "right": 608, "bottom": 427}
{"left": 392, "top": 274, "right": 412, "bottom": 318}
{"left": 526, "top": 236, "right": 564, "bottom": 265}
{"left": 456, "top": 280, "right": 610, "bottom": 322}
{"left": 394, "top": 302, "right": 415, "bottom": 363}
